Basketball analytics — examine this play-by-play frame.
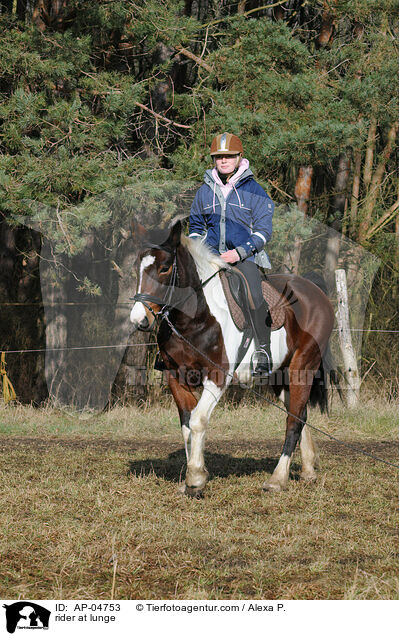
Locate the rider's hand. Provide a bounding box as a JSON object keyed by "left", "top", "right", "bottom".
{"left": 220, "top": 249, "right": 240, "bottom": 264}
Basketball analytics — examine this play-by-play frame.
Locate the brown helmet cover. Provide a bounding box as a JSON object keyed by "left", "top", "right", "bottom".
{"left": 210, "top": 132, "right": 243, "bottom": 156}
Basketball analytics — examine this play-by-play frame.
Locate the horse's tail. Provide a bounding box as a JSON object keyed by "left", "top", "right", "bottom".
{"left": 303, "top": 271, "right": 343, "bottom": 413}
{"left": 308, "top": 341, "right": 343, "bottom": 414}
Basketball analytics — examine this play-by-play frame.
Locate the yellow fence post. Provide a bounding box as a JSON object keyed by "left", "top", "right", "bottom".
{"left": 1, "top": 351, "right": 16, "bottom": 404}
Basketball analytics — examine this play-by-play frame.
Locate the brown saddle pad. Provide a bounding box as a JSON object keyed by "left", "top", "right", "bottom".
{"left": 220, "top": 270, "right": 286, "bottom": 332}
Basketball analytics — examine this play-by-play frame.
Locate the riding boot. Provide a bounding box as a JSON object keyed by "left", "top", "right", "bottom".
{"left": 250, "top": 301, "right": 273, "bottom": 377}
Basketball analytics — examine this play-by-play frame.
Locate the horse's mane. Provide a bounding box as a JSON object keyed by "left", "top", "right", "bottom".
{"left": 181, "top": 235, "right": 227, "bottom": 281}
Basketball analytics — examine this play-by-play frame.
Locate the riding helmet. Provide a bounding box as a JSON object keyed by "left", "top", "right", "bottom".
{"left": 210, "top": 133, "right": 243, "bottom": 156}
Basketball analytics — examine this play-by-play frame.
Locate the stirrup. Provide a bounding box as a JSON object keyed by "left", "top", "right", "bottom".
{"left": 251, "top": 347, "right": 272, "bottom": 377}
{"left": 154, "top": 351, "right": 167, "bottom": 371}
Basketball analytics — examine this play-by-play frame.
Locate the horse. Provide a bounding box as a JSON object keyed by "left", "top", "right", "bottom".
{"left": 129, "top": 219, "right": 335, "bottom": 497}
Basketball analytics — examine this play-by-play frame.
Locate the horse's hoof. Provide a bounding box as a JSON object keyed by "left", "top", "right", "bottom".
{"left": 262, "top": 480, "right": 287, "bottom": 493}
{"left": 300, "top": 471, "right": 317, "bottom": 483}
{"left": 185, "top": 485, "right": 205, "bottom": 499}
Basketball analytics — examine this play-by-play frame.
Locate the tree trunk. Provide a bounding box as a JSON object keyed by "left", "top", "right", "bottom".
{"left": 395, "top": 213, "right": 399, "bottom": 299}
{"left": 32, "top": 0, "right": 74, "bottom": 31}
{"left": 335, "top": 269, "right": 360, "bottom": 407}
{"left": 17, "top": 230, "right": 47, "bottom": 403}
{"left": 362, "top": 117, "right": 377, "bottom": 192}
{"left": 16, "top": 0, "right": 27, "bottom": 20}
{"left": 349, "top": 149, "right": 362, "bottom": 236}
{"left": 111, "top": 236, "right": 150, "bottom": 404}
{"left": 0, "top": 222, "right": 47, "bottom": 404}
{"left": 139, "top": 42, "right": 176, "bottom": 157}
{"left": 283, "top": 165, "right": 313, "bottom": 273}
{"left": 0, "top": 223, "right": 17, "bottom": 398}
{"left": 294, "top": 165, "right": 313, "bottom": 214}
{"left": 317, "top": 0, "right": 336, "bottom": 48}
{"left": 324, "top": 153, "right": 350, "bottom": 292}
{"left": 273, "top": 5, "right": 284, "bottom": 20}
{"left": 40, "top": 250, "right": 68, "bottom": 406}
{"left": 0, "top": 0, "right": 13, "bottom": 13}
{"left": 358, "top": 121, "right": 398, "bottom": 242}
{"left": 0, "top": 222, "right": 16, "bottom": 301}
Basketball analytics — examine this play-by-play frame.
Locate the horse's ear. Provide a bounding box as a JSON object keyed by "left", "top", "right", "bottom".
{"left": 131, "top": 218, "right": 146, "bottom": 240}
{"left": 169, "top": 219, "right": 182, "bottom": 248}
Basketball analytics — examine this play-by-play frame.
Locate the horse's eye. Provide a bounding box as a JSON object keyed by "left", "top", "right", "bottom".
{"left": 159, "top": 265, "right": 170, "bottom": 274}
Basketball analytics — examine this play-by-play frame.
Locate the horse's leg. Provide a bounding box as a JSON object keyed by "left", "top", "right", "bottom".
{"left": 264, "top": 350, "right": 319, "bottom": 492}
{"left": 283, "top": 399, "right": 320, "bottom": 481}
{"left": 167, "top": 373, "right": 198, "bottom": 464}
{"left": 299, "top": 420, "right": 319, "bottom": 482}
{"left": 185, "top": 377, "right": 224, "bottom": 498}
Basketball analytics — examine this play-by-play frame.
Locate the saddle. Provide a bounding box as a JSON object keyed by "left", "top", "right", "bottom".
{"left": 220, "top": 268, "right": 286, "bottom": 332}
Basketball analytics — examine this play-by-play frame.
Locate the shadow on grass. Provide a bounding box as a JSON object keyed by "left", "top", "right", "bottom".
{"left": 128, "top": 449, "right": 301, "bottom": 483}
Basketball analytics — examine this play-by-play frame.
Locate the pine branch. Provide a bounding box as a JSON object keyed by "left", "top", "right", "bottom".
{"left": 267, "top": 179, "right": 295, "bottom": 200}
{"left": 134, "top": 101, "right": 192, "bottom": 129}
{"left": 79, "top": 71, "right": 191, "bottom": 129}
{"left": 364, "top": 185, "right": 399, "bottom": 241}
{"left": 175, "top": 47, "right": 213, "bottom": 74}
{"left": 200, "top": 0, "right": 290, "bottom": 28}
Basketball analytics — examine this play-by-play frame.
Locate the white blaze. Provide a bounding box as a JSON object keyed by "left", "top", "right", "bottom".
{"left": 130, "top": 255, "right": 155, "bottom": 324}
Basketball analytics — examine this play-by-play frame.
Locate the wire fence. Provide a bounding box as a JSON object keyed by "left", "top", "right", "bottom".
{"left": 0, "top": 328, "right": 397, "bottom": 355}
{"left": 1, "top": 327, "right": 398, "bottom": 468}
{"left": 0, "top": 343, "right": 156, "bottom": 354}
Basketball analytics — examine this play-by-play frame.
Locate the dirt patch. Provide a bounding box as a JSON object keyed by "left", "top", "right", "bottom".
{"left": 0, "top": 436, "right": 398, "bottom": 460}
{"left": 1, "top": 433, "right": 398, "bottom": 600}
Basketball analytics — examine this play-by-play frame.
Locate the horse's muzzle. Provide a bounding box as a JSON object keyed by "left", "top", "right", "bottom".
{"left": 137, "top": 316, "right": 150, "bottom": 331}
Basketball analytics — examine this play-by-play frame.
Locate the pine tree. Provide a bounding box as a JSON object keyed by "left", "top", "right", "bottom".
{"left": 0, "top": 0, "right": 398, "bottom": 402}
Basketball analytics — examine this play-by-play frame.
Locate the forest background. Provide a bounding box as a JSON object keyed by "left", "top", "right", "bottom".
{"left": 0, "top": 0, "right": 398, "bottom": 406}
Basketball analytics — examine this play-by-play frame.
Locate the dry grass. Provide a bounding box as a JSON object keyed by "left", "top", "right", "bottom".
{"left": 0, "top": 398, "right": 398, "bottom": 600}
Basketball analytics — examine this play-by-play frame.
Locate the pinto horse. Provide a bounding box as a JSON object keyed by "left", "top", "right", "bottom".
{"left": 130, "top": 220, "right": 335, "bottom": 497}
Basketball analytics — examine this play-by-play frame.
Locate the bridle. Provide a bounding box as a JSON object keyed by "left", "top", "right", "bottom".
{"left": 132, "top": 246, "right": 225, "bottom": 331}
{"left": 133, "top": 249, "right": 178, "bottom": 329}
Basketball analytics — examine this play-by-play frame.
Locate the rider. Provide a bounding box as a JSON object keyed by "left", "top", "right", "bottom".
{"left": 189, "top": 132, "right": 274, "bottom": 376}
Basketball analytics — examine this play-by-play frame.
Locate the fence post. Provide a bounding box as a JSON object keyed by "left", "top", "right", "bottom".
{"left": 335, "top": 269, "right": 360, "bottom": 407}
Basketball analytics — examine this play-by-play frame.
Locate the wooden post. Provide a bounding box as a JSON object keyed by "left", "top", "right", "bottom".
{"left": 335, "top": 269, "right": 360, "bottom": 407}
{"left": 283, "top": 165, "right": 313, "bottom": 273}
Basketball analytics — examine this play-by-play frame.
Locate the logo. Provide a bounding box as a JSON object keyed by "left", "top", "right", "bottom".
{"left": 3, "top": 603, "right": 51, "bottom": 634}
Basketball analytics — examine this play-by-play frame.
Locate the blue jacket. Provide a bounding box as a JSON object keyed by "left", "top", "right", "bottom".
{"left": 189, "top": 167, "right": 274, "bottom": 266}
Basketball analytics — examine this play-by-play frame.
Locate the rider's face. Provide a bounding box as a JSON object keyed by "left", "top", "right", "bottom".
{"left": 214, "top": 154, "right": 240, "bottom": 176}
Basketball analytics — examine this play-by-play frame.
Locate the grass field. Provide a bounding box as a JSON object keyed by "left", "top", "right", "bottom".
{"left": 0, "top": 398, "right": 398, "bottom": 600}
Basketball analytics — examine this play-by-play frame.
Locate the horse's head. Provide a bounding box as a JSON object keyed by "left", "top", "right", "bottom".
{"left": 130, "top": 219, "right": 182, "bottom": 332}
